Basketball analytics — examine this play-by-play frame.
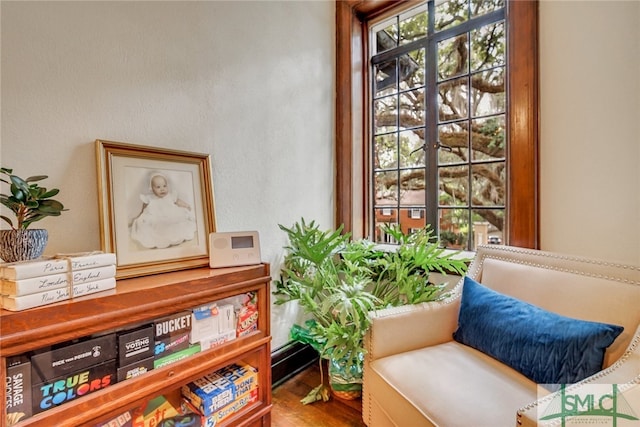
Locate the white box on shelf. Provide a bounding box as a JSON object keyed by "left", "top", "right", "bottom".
{"left": 218, "top": 304, "right": 235, "bottom": 334}
{"left": 190, "top": 303, "right": 220, "bottom": 344}
{"left": 200, "top": 329, "right": 236, "bottom": 350}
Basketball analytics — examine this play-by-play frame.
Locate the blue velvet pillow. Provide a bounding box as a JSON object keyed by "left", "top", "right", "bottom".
{"left": 453, "top": 276, "right": 623, "bottom": 384}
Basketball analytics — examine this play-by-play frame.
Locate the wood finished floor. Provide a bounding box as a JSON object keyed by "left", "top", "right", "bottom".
{"left": 271, "top": 362, "right": 367, "bottom": 427}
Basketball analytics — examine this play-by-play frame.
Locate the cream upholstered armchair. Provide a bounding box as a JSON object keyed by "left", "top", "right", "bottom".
{"left": 362, "top": 245, "right": 640, "bottom": 427}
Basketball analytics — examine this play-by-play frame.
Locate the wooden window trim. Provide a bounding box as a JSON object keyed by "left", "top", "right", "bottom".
{"left": 335, "top": 0, "right": 539, "bottom": 248}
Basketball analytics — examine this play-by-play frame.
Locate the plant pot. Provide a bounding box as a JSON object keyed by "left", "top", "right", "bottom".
{"left": 0, "top": 229, "right": 49, "bottom": 262}
{"left": 328, "top": 355, "right": 363, "bottom": 400}
{"left": 330, "top": 383, "right": 362, "bottom": 400}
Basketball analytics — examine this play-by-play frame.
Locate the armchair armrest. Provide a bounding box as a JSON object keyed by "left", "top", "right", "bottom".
{"left": 517, "top": 324, "right": 640, "bottom": 426}
{"left": 364, "top": 293, "right": 462, "bottom": 361}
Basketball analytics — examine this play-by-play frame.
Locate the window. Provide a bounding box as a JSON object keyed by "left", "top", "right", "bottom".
{"left": 336, "top": 0, "right": 538, "bottom": 249}
{"left": 371, "top": 1, "right": 506, "bottom": 250}
{"left": 410, "top": 208, "right": 423, "bottom": 219}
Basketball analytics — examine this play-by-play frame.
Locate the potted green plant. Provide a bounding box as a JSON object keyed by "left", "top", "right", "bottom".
{"left": 273, "top": 218, "right": 469, "bottom": 403}
{"left": 0, "top": 167, "right": 66, "bottom": 262}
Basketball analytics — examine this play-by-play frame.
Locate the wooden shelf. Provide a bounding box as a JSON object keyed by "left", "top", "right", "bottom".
{"left": 1, "top": 264, "right": 272, "bottom": 427}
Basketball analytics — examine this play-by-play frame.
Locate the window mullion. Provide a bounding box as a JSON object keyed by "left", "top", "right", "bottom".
{"left": 395, "top": 35, "right": 402, "bottom": 230}
{"left": 425, "top": 0, "right": 438, "bottom": 238}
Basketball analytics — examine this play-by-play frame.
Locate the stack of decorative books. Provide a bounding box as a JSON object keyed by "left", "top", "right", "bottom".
{"left": 1, "top": 252, "right": 117, "bottom": 311}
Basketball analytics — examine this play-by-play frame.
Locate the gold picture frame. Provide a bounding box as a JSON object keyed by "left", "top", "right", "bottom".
{"left": 96, "top": 140, "right": 216, "bottom": 279}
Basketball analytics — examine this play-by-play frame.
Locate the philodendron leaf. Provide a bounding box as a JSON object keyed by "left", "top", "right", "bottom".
{"left": 300, "top": 384, "right": 330, "bottom": 404}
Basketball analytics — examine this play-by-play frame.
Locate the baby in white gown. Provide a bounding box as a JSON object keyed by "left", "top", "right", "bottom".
{"left": 130, "top": 173, "right": 196, "bottom": 249}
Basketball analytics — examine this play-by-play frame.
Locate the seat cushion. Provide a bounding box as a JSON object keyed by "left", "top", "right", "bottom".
{"left": 366, "top": 341, "right": 537, "bottom": 427}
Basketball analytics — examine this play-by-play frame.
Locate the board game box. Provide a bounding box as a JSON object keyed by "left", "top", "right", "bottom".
{"left": 30, "top": 333, "right": 117, "bottom": 383}
{"left": 190, "top": 302, "right": 220, "bottom": 344}
{"left": 199, "top": 330, "right": 236, "bottom": 351}
{"left": 129, "top": 393, "right": 201, "bottom": 427}
{"left": 5, "top": 355, "right": 32, "bottom": 426}
{"left": 154, "top": 344, "right": 201, "bottom": 369}
{"left": 181, "top": 387, "right": 258, "bottom": 427}
{"left": 32, "top": 359, "right": 116, "bottom": 415}
{"left": 117, "top": 324, "right": 154, "bottom": 366}
{"left": 94, "top": 410, "right": 133, "bottom": 427}
{"left": 181, "top": 362, "right": 258, "bottom": 417}
{"left": 117, "top": 356, "right": 154, "bottom": 382}
{"left": 154, "top": 311, "right": 192, "bottom": 359}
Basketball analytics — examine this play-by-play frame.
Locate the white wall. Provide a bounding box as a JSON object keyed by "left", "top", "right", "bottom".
{"left": 0, "top": 1, "right": 335, "bottom": 349}
{"left": 539, "top": 0, "right": 640, "bottom": 265}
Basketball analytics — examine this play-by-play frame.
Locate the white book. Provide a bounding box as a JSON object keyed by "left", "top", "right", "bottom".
{"left": 1, "top": 264, "right": 116, "bottom": 296}
{"left": 1, "top": 276, "right": 116, "bottom": 311}
{"left": 1, "top": 265, "right": 5, "bottom": 296}
{"left": 2, "top": 252, "right": 116, "bottom": 280}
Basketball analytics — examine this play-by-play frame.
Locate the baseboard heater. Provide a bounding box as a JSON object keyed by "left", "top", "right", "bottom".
{"left": 271, "top": 341, "right": 318, "bottom": 388}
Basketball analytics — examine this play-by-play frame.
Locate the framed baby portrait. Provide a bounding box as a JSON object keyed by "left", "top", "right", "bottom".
{"left": 96, "top": 140, "right": 216, "bottom": 279}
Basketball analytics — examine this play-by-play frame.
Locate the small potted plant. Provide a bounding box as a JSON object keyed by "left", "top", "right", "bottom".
{"left": 274, "top": 218, "right": 469, "bottom": 403}
{"left": 0, "top": 167, "right": 66, "bottom": 262}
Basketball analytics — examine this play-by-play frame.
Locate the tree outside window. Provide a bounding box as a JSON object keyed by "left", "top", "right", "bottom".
{"left": 370, "top": 0, "right": 507, "bottom": 250}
